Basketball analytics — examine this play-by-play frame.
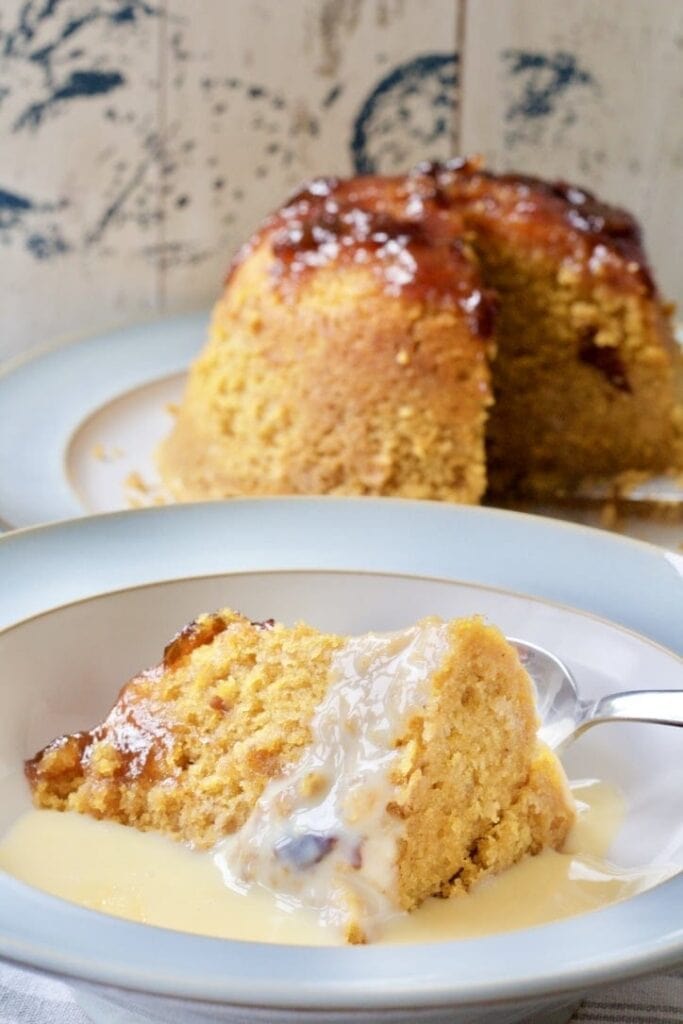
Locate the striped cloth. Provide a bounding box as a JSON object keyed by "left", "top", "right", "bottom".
{"left": 1, "top": 959, "right": 681, "bottom": 1023}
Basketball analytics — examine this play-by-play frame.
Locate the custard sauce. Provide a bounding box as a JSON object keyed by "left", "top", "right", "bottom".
{"left": 0, "top": 779, "right": 674, "bottom": 945}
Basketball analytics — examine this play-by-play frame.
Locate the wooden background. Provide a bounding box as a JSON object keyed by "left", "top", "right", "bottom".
{"left": 1, "top": 0, "right": 682, "bottom": 363}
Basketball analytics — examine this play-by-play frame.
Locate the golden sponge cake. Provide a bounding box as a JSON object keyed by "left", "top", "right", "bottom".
{"left": 27, "top": 611, "right": 574, "bottom": 942}
{"left": 159, "top": 160, "right": 681, "bottom": 503}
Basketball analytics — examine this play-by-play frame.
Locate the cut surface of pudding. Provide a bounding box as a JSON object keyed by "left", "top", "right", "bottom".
{"left": 26, "top": 611, "right": 575, "bottom": 942}
{"left": 158, "top": 160, "right": 682, "bottom": 503}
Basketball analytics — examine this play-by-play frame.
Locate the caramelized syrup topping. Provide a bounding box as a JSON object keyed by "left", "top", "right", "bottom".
{"left": 25, "top": 667, "right": 177, "bottom": 787}
{"left": 227, "top": 160, "right": 655, "bottom": 313}
{"left": 230, "top": 170, "right": 496, "bottom": 337}
{"left": 427, "top": 162, "right": 655, "bottom": 296}
{"left": 24, "top": 732, "right": 90, "bottom": 787}
{"left": 25, "top": 611, "right": 260, "bottom": 791}
{"left": 163, "top": 612, "right": 230, "bottom": 668}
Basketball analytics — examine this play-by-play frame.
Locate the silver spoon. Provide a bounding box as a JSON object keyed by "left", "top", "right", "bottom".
{"left": 510, "top": 638, "right": 683, "bottom": 752}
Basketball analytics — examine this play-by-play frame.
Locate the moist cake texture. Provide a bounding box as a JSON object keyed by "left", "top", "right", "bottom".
{"left": 26, "top": 611, "right": 574, "bottom": 942}
{"left": 158, "top": 158, "right": 681, "bottom": 502}
{"left": 159, "top": 171, "right": 494, "bottom": 504}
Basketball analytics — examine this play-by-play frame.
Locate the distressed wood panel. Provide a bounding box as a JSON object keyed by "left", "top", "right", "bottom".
{"left": 460, "top": 0, "right": 683, "bottom": 306}
{"left": 3, "top": 0, "right": 682, "bottom": 362}
{"left": 0, "top": 1, "right": 163, "bottom": 361}
{"left": 159, "top": 0, "right": 458, "bottom": 312}
{"left": 0, "top": 0, "right": 459, "bottom": 360}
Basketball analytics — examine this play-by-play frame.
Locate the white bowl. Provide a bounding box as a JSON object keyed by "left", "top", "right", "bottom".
{"left": 0, "top": 499, "right": 682, "bottom": 1024}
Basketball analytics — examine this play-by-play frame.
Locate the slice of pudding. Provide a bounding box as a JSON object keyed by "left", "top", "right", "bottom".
{"left": 26, "top": 612, "right": 574, "bottom": 943}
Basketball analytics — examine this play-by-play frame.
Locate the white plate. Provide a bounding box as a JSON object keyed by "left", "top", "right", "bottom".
{"left": 0, "top": 500, "right": 681, "bottom": 1024}
{"left": 0, "top": 314, "right": 681, "bottom": 551}
{"left": 0, "top": 313, "right": 205, "bottom": 529}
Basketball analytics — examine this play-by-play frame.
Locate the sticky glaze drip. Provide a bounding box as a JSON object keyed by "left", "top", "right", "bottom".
{"left": 419, "top": 162, "right": 655, "bottom": 296}
{"left": 24, "top": 670, "right": 174, "bottom": 786}
{"left": 163, "top": 612, "right": 230, "bottom": 668}
{"left": 213, "top": 618, "right": 449, "bottom": 942}
{"left": 228, "top": 161, "right": 655, "bottom": 311}
{"left": 25, "top": 613, "right": 279, "bottom": 792}
{"left": 228, "top": 173, "right": 496, "bottom": 336}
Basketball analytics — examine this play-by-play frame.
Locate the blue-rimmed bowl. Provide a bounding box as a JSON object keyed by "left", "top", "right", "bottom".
{"left": 0, "top": 499, "right": 681, "bottom": 1024}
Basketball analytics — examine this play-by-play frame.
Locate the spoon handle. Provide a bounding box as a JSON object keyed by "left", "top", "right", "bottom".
{"left": 579, "top": 690, "right": 683, "bottom": 736}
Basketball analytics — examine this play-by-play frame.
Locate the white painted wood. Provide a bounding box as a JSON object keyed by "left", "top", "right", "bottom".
{"left": 460, "top": 0, "right": 683, "bottom": 306}
{"left": 159, "top": 0, "right": 458, "bottom": 314}
{"left": 0, "top": 2, "right": 163, "bottom": 362}
{"left": 0, "top": 0, "right": 458, "bottom": 360}
{"left": 3, "top": 0, "right": 682, "bottom": 361}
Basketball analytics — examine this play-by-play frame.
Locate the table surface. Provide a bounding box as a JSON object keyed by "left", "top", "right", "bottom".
{"left": 1, "top": 958, "right": 681, "bottom": 1022}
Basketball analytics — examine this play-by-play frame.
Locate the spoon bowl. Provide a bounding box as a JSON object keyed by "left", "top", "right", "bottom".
{"left": 511, "top": 638, "right": 683, "bottom": 751}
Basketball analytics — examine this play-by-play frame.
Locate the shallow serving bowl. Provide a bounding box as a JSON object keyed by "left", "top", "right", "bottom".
{"left": 0, "top": 498, "right": 682, "bottom": 1024}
